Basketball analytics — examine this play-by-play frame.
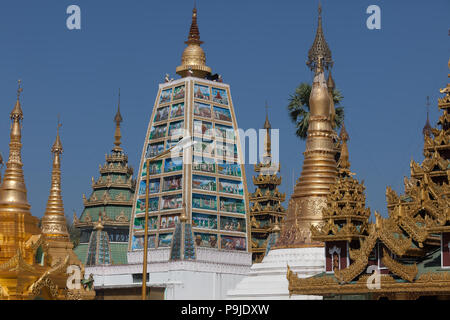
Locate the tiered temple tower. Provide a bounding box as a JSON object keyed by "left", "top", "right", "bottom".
{"left": 0, "top": 83, "right": 94, "bottom": 300}
{"left": 249, "top": 111, "right": 286, "bottom": 263}
{"left": 74, "top": 94, "right": 135, "bottom": 266}
{"left": 122, "top": 7, "right": 252, "bottom": 299}
{"left": 128, "top": 7, "right": 250, "bottom": 256}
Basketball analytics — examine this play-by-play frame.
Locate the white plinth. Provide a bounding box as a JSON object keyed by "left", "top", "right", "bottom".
{"left": 226, "top": 247, "right": 325, "bottom": 300}
{"left": 86, "top": 247, "right": 253, "bottom": 300}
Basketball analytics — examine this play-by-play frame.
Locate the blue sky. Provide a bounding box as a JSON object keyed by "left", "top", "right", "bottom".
{"left": 0, "top": 0, "right": 448, "bottom": 221}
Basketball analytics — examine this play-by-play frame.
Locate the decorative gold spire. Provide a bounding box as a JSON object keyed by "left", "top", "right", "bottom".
{"left": 263, "top": 102, "right": 272, "bottom": 160}
{"left": 276, "top": 28, "right": 338, "bottom": 246}
{"left": 423, "top": 96, "right": 433, "bottom": 138}
{"left": 337, "top": 123, "right": 350, "bottom": 170}
{"left": 0, "top": 81, "right": 40, "bottom": 263}
{"left": 176, "top": 7, "right": 212, "bottom": 78}
{"left": 41, "top": 119, "right": 69, "bottom": 239}
{"left": 306, "top": 3, "right": 333, "bottom": 71}
{"left": 113, "top": 89, "right": 123, "bottom": 151}
{"left": 0, "top": 80, "right": 32, "bottom": 211}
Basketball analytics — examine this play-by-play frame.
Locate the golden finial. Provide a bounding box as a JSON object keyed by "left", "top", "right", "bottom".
{"left": 423, "top": 96, "right": 432, "bottom": 138}
{"left": 337, "top": 124, "right": 350, "bottom": 170}
{"left": 263, "top": 101, "right": 271, "bottom": 130}
{"left": 52, "top": 116, "right": 63, "bottom": 154}
{"left": 327, "top": 70, "right": 335, "bottom": 90}
{"left": 263, "top": 102, "right": 272, "bottom": 160}
{"left": 11, "top": 79, "right": 24, "bottom": 120}
{"left": 94, "top": 215, "right": 104, "bottom": 231}
{"left": 176, "top": 6, "right": 212, "bottom": 78}
{"left": 307, "top": 3, "right": 333, "bottom": 71}
{"left": 113, "top": 90, "right": 123, "bottom": 150}
{"left": 17, "top": 80, "right": 23, "bottom": 98}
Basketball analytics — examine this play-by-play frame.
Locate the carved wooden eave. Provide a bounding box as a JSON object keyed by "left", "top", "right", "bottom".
{"left": 287, "top": 268, "right": 450, "bottom": 298}
{"left": 0, "top": 249, "right": 32, "bottom": 273}
{"left": 83, "top": 199, "right": 132, "bottom": 207}
{"left": 99, "top": 163, "right": 132, "bottom": 175}
{"left": 381, "top": 248, "right": 418, "bottom": 282}
{"left": 105, "top": 153, "right": 128, "bottom": 163}
{"left": 311, "top": 220, "right": 369, "bottom": 242}
{"left": 252, "top": 174, "right": 282, "bottom": 186}
{"left": 250, "top": 202, "right": 286, "bottom": 215}
{"left": 424, "top": 128, "right": 449, "bottom": 150}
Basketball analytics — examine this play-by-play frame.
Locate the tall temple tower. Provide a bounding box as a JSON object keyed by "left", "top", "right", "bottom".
{"left": 88, "top": 7, "right": 252, "bottom": 300}
{"left": 275, "top": 4, "right": 338, "bottom": 248}
{"left": 74, "top": 93, "right": 135, "bottom": 266}
{"left": 128, "top": 7, "right": 250, "bottom": 256}
{"left": 228, "top": 5, "right": 337, "bottom": 299}
{"left": 249, "top": 110, "right": 286, "bottom": 263}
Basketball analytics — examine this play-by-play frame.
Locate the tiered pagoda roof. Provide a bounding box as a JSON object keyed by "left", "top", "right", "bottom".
{"left": 249, "top": 111, "right": 286, "bottom": 263}
{"left": 311, "top": 125, "right": 371, "bottom": 243}
{"left": 287, "top": 60, "right": 450, "bottom": 300}
{"left": 74, "top": 94, "right": 135, "bottom": 265}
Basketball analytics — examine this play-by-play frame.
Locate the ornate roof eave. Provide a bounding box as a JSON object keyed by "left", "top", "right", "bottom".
{"left": 248, "top": 194, "right": 286, "bottom": 202}
{"left": 287, "top": 269, "right": 450, "bottom": 298}
{"left": 252, "top": 175, "right": 282, "bottom": 185}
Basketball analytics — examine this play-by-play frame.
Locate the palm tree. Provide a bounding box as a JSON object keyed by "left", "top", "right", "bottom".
{"left": 67, "top": 220, "right": 81, "bottom": 247}
{"left": 287, "top": 83, "right": 344, "bottom": 140}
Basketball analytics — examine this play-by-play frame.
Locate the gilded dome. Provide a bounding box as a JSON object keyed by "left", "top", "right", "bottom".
{"left": 176, "top": 8, "right": 212, "bottom": 78}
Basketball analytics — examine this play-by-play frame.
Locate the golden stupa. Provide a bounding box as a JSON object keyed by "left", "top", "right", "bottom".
{"left": 275, "top": 5, "right": 338, "bottom": 247}
{"left": 0, "top": 82, "right": 94, "bottom": 300}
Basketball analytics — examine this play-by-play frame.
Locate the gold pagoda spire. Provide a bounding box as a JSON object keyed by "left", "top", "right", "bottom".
{"left": 41, "top": 119, "right": 69, "bottom": 239}
{"left": 0, "top": 81, "right": 40, "bottom": 263}
{"left": 176, "top": 7, "right": 212, "bottom": 78}
{"left": 276, "top": 9, "right": 338, "bottom": 246}
{"left": 306, "top": 3, "right": 333, "bottom": 71}
{"left": 113, "top": 89, "right": 123, "bottom": 151}
{"left": 0, "top": 80, "right": 31, "bottom": 211}
{"left": 263, "top": 103, "right": 272, "bottom": 161}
